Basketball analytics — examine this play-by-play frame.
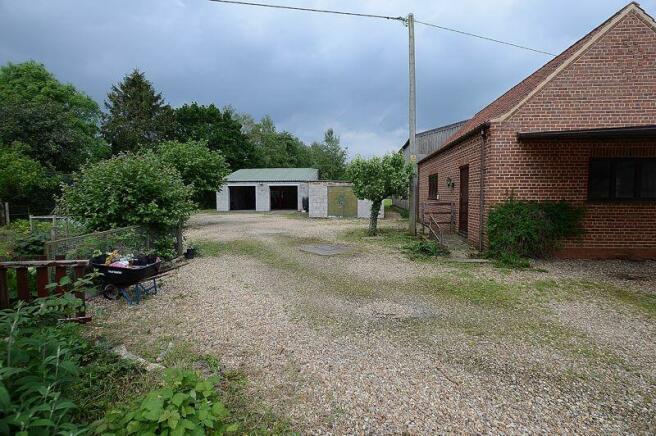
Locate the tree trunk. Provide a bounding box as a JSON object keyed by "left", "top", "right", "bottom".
{"left": 368, "top": 200, "right": 382, "bottom": 236}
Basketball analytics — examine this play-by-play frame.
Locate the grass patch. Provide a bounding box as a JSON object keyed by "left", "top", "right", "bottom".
{"left": 386, "top": 205, "right": 409, "bottom": 219}
{"left": 72, "top": 337, "right": 162, "bottom": 424}
{"left": 416, "top": 273, "right": 521, "bottom": 308}
{"left": 534, "top": 278, "right": 656, "bottom": 318}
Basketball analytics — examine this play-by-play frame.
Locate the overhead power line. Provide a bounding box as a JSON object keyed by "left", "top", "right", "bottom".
{"left": 207, "top": 0, "right": 405, "bottom": 22}
{"left": 414, "top": 19, "right": 557, "bottom": 56}
{"left": 207, "top": 0, "right": 555, "bottom": 57}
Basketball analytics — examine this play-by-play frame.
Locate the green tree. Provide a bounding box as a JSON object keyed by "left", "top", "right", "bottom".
{"left": 347, "top": 153, "right": 413, "bottom": 236}
{"left": 174, "top": 103, "right": 259, "bottom": 170}
{"left": 102, "top": 69, "right": 175, "bottom": 154}
{"left": 156, "top": 140, "right": 230, "bottom": 205}
{"left": 0, "top": 144, "right": 59, "bottom": 209}
{"left": 308, "top": 128, "right": 347, "bottom": 180}
{"left": 247, "top": 116, "right": 310, "bottom": 168}
{"left": 0, "top": 61, "right": 107, "bottom": 173}
{"left": 58, "top": 153, "right": 195, "bottom": 232}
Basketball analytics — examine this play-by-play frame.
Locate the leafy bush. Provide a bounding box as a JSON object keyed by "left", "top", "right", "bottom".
{"left": 13, "top": 232, "right": 47, "bottom": 257}
{"left": 156, "top": 140, "right": 229, "bottom": 205}
{"left": 487, "top": 199, "right": 584, "bottom": 260}
{"left": 0, "top": 294, "right": 87, "bottom": 435}
{"left": 93, "top": 368, "right": 238, "bottom": 435}
{"left": 58, "top": 152, "right": 195, "bottom": 233}
{"left": 403, "top": 239, "right": 450, "bottom": 260}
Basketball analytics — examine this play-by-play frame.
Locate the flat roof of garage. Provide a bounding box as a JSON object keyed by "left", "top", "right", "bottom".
{"left": 226, "top": 168, "right": 319, "bottom": 182}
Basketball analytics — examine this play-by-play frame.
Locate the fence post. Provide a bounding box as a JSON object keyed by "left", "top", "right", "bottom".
{"left": 176, "top": 223, "right": 184, "bottom": 257}
{"left": 4, "top": 203, "right": 8, "bottom": 226}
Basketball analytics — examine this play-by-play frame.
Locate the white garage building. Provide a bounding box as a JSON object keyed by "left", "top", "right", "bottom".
{"left": 216, "top": 168, "right": 318, "bottom": 212}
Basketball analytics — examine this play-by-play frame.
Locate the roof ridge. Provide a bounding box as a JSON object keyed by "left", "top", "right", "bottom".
{"left": 435, "top": 2, "right": 652, "bottom": 153}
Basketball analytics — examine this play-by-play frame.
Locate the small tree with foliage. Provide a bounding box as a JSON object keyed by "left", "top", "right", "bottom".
{"left": 308, "top": 128, "right": 348, "bottom": 180}
{"left": 58, "top": 153, "right": 195, "bottom": 232}
{"left": 347, "top": 153, "right": 413, "bottom": 236}
{"left": 156, "top": 140, "right": 230, "bottom": 206}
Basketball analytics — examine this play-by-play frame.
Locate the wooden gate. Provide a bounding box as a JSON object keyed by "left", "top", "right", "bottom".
{"left": 328, "top": 186, "right": 357, "bottom": 217}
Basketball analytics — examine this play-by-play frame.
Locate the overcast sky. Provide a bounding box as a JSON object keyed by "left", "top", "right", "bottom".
{"left": 1, "top": 0, "right": 654, "bottom": 157}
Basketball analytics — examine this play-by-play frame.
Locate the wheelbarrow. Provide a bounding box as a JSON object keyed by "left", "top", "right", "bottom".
{"left": 91, "top": 254, "right": 161, "bottom": 305}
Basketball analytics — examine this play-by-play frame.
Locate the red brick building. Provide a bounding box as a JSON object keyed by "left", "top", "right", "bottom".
{"left": 418, "top": 2, "right": 656, "bottom": 259}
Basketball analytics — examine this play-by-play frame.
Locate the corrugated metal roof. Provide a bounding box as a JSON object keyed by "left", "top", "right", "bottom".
{"left": 226, "top": 168, "right": 319, "bottom": 182}
{"left": 400, "top": 120, "right": 468, "bottom": 157}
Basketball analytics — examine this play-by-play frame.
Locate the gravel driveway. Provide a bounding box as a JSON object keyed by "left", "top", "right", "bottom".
{"left": 91, "top": 212, "right": 656, "bottom": 434}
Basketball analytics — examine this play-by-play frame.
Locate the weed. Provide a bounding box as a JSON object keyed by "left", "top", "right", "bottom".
{"left": 402, "top": 239, "right": 450, "bottom": 260}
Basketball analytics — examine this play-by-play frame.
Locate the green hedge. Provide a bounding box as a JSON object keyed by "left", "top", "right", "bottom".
{"left": 487, "top": 199, "right": 585, "bottom": 259}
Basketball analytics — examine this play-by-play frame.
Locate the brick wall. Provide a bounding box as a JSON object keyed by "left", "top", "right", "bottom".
{"left": 418, "top": 9, "right": 656, "bottom": 258}
{"left": 418, "top": 134, "right": 485, "bottom": 249}
{"left": 489, "top": 10, "right": 656, "bottom": 258}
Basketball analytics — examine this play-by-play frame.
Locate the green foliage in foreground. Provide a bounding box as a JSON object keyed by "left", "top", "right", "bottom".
{"left": 347, "top": 153, "right": 413, "bottom": 236}
{"left": 488, "top": 199, "right": 585, "bottom": 261}
{"left": 59, "top": 152, "right": 195, "bottom": 232}
{"left": 0, "top": 294, "right": 87, "bottom": 435}
{"left": 93, "top": 368, "right": 237, "bottom": 436}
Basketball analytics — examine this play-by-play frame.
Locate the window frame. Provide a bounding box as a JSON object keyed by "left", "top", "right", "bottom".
{"left": 428, "top": 173, "right": 439, "bottom": 200}
{"left": 587, "top": 157, "right": 656, "bottom": 202}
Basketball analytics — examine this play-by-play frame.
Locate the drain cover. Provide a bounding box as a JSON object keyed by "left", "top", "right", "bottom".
{"left": 300, "top": 244, "right": 351, "bottom": 256}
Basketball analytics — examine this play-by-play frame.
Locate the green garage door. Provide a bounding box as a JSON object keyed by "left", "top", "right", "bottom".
{"left": 327, "top": 186, "right": 357, "bottom": 217}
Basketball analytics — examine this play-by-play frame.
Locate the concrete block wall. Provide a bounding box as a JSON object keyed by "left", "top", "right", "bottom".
{"left": 308, "top": 183, "right": 327, "bottom": 217}
{"left": 308, "top": 182, "right": 384, "bottom": 219}
{"left": 216, "top": 186, "right": 230, "bottom": 212}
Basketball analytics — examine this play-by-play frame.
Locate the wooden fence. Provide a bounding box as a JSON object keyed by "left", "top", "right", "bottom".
{"left": 0, "top": 257, "right": 89, "bottom": 319}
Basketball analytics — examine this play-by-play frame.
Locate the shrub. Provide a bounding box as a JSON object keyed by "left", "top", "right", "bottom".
{"left": 156, "top": 140, "right": 229, "bottom": 205}
{"left": 93, "top": 368, "right": 238, "bottom": 435}
{"left": 403, "top": 239, "right": 450, "bottom": 260}
{"left": 13, "top": 232, "right": 47, "bottom": 257}
{"left": 0, "top": 294, "right": 87, "bottom": 435}
{"left": 487, "top": 199, "right": 584, "bottom": 259}
{"left": 58, "top": 152, "right": 195, "bottom": 232}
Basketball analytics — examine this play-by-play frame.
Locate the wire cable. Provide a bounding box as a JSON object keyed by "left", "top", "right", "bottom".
{"left": 208, "top": 0, "right": 556, "bottom": 56}
{"left": 414, "top": 19, "right": 556, "bottom": 56}
{"left": 207, "top": 0, "right": 405, "bottom": 22}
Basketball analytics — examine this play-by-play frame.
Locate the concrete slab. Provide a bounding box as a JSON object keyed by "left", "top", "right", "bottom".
{"left": 300, "top": 244, "right": 351, "bottom": 256}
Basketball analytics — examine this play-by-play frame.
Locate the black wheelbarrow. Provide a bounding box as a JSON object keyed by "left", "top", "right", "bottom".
{"left": 91, "top": 254, "right": 161, "bottom": 305}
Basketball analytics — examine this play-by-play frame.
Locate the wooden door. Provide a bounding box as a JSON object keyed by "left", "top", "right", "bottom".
{"left": 459, "top": 165, "right": 469, "bottom": 235}
{"left": 327, "top": 186, "right": 357, "bottom": 217}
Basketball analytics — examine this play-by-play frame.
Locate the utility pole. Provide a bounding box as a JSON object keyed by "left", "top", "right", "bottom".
{"left": 407, "top": 13, "right": 417, "bottom": 235}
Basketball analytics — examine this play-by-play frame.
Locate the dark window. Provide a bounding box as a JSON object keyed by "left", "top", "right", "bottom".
{"left": 642, "top": 160, "right": 656, "bottom": 198}
{"left": 428, "top": 174, "right": 438, "bottom": 199}
{"left": 588, "top": 158, "right": 656, "bottom": 201}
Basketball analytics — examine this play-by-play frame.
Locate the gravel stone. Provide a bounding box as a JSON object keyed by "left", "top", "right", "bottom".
{"left": 90, "top": 212, "right": 656, "bottom": 434}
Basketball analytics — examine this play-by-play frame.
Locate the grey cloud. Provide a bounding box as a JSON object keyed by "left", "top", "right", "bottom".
{"left": 1, "top": 0, "right": 653, "bottom": 157}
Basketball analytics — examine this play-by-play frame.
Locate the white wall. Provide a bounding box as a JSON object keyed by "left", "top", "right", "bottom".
{"left": 308, "top": 183, "right": 328, "bottom": 217}
{"left": 216, "top": 186, "right": 230, "bottom": 212}
{"left": 358, "top": 199, "right": 384, "bottom": 219}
